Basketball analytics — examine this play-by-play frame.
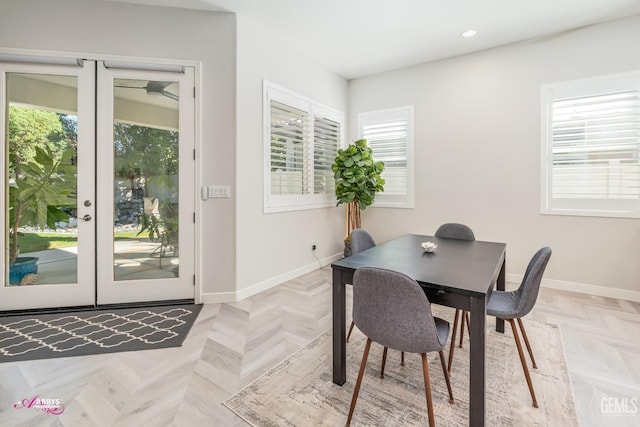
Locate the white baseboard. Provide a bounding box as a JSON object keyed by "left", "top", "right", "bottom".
{"left": 200, "top": 253, "right": 343, "bottom": 304}
{"left": 198, "top": 290, "right": 237, "bottom": 304}
{"left": 506, "top": 273, "right": 640, "bottom": 303}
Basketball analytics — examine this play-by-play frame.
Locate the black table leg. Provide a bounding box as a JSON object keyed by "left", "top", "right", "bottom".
{"left": 469, "top": 296, "right": 486, "bottom": 427}
{"left": 332, "top": 268, "right": 346, "bottom": 385}
{"left": 495, "top": 259, "right": 506, "bottom": 333}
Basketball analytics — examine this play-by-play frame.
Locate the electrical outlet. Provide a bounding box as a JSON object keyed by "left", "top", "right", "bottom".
{"left": 311, "top": 243, "right": 317, "bottom": 251}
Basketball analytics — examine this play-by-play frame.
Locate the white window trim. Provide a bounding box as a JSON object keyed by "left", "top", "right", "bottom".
{"left": 541, "top": 71, "right": 640, "bottom": 219}
{"left": 357, "top": 105, "right": 415, "bottom": 209}
{"left": 263, "top": 81, "right": 344, "bottom": 213}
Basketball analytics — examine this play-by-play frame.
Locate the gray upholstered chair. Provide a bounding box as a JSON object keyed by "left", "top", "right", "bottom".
{"left": 346, "top": 267, "right": 454, "bottom": 426}
{"left": 346, "top": 228, "right": 376, "bottom": 343}
{"left": 350, "top": 228, "right": 376, "bottom": 255}
{"left": 435, "top": 223, "right": 475, "bottom": 241}
{"left": 433, "top": 223, "right": 475, "bottom": 372}
{"left": 486, "top": 246, "right": 552, "bottom": 408}
{"left": 349, "top": 229, "right": 409, "bottom": 371}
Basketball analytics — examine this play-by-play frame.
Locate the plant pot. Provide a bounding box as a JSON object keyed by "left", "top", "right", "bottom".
{"left": 9, "top": 256, "right": 39, "bottom": 285}
{"left": 343, "top": 238, "right": 352, "bottom": 257}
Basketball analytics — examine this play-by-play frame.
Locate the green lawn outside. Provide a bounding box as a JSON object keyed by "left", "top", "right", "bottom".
{"left": 17, "top": 230, "right": 149, "bottom": 253}
{"left": 18, "top": 232, "right": 78, "bottom": 253}
{"left": 114, "top": 230, "right": 149, "bottom": 239}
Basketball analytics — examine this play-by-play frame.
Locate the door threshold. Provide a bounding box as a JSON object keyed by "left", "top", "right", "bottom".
{"left": 0, "top": 299, "right": 195, "bottom": 317}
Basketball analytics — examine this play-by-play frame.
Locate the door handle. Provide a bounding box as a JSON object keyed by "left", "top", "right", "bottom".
{"left": 80, "top": 214, "right": 92, "bottom": 222}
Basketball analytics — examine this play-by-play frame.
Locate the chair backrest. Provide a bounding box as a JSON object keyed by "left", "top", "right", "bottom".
{"left": 513, "top": 247, "right": 552, "bottom": 317}
{"left": 352, "top": 267, "right": 444, "bottom": 353}
{"left": 350, "top": 228, "right": 376, "bottom": 255}
{"left": 434, "top": 223, "right": 475, "bottom": 241}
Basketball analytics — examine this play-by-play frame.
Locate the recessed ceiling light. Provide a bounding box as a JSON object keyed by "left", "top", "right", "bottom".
{"left": 462, "top": 29, "right": 477, "bottom": 38}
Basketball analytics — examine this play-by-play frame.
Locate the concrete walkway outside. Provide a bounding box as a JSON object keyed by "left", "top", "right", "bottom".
{"left": 18, "top": 239, "right": 178, "bottom": 285}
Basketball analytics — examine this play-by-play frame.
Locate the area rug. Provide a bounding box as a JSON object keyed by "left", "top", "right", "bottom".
{"left": 0, "top": 304, "right": 202, "bottom": 362}
{"left": 224, "top": 310, "right": 578, "bottom": 426}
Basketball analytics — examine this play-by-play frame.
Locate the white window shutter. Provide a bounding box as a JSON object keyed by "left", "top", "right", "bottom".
{"left": 313, "top": 115, "right": 340, "bottom": 195}
{"left": 363, "top": 120, "right": 409, "bottom": 196}
{"left": 551, "top": 90, "right": 640, "bottom": 200}
{"left": 542, "top": 71, "right": 640, "bottom": 218}
{"left": 270, "top": 100, "right": 309, "bottom": 196}
{"left": 358, "top": 106, "right": 414, "bottom": 208}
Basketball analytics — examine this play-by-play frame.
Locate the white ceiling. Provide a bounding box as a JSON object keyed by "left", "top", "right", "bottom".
{"left": 106, "top": 0, "right": 640, "bottom": 79}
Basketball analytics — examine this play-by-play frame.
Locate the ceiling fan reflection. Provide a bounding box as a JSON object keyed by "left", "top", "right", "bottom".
{"left": 114, "top": 81, "right": 179, "bottom": 101}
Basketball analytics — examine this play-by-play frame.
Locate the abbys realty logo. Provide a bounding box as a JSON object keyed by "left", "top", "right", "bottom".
{"left": 13, "top": 395, "right": 65, "bottom": 415}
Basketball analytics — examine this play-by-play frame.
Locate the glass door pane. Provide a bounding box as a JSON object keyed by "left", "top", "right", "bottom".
{"left": 112, "top": 78, "right": 180, "bottom": 281}
{"left": 6, "top": 73, "right": 79, "bottom": 285}
{"left": 1, "top": 62, "right": 96, "bottom": 310}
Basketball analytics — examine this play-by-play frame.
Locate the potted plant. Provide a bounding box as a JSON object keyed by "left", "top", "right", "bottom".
{"left": 137, "top": 196, "right": 179, "bottom": 266}
{"left": 8, "top": 146, "right": 76, "bottom": 284}
{"left": 332, "top": 138, "right": 385, "bottom": 256}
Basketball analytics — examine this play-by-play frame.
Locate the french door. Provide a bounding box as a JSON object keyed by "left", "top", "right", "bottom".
{"left": 0, "top": 58, "right": 195, "bottom": 310}
{"left": 96, "top": 63, "right": 195, "bottom": 305}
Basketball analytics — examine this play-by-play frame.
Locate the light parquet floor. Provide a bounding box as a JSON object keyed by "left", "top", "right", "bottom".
{"left": 0, "top": 267, "right": 638, "bottom": 426}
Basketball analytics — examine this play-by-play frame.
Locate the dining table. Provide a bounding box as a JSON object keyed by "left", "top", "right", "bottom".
{"left": 331, "top": 233, "right": 506, "bottom": 427}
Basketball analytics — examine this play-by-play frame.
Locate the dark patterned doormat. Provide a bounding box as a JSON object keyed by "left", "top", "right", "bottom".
{"left": 0, "top": 304, "right": 202, "bottom": 362}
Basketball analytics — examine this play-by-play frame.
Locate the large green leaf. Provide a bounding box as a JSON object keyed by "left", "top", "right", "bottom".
{"left": 9, "top": 146, "right": 76, "bottom": 231}
{"left": 17, "top": 187, "right": 39, "bottom": 202}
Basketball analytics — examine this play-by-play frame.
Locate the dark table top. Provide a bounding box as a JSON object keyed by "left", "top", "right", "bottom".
{"left": 331, "top": 234, "right": 506, "bottom": 297}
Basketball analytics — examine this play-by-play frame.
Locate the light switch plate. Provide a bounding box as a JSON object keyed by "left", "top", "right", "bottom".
{"left": 208, "top": 185, "right": 231, "bottom": 198}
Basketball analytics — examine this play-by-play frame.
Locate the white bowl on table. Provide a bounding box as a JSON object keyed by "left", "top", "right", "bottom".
{"left": 421, "top": 241, "right": 438, "bottom": 253}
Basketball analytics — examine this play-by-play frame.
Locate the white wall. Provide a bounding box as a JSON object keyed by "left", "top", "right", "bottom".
{"left": 349, "top": 15, "right": 640, "bottom": 299}
{"left": 0, "top": 0, "right": 237, "bottom": 298}
{"left": 233, "top": 15, "right": 347, "bottom": 298}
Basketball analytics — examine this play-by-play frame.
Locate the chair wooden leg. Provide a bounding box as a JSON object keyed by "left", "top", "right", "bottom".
{"left": 381, "top": 349, "right": 405, "bottom": 376}
{"left": 438, "top": 350, "right": 454, "bottom": 404}
{"left": 517, "top": 318, "right": 537, "bottom": 369}
{"left": 347, "top": 320, "right": 355, "bottom": 343}
{"left": 508, "top": 319, "right": 539, "bottom": 408}
{"left": 420, "top": 353, "right": 436, "bottom": 427}
{"left": 448, "top": 309, "right": 460, "bottom": 373}
{"left": 380, "top": 346, "right": 388, "bottom": 378}
{"left": 458, "top": 311, "right": 466, "bottom": 348}
{"left": 464, "top": 311, "right": 471, "bottom": 336}
{"left": 347, "top": 338, "right": 372, "bottom": 425}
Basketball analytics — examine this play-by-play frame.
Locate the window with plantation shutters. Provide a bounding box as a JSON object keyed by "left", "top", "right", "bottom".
{"left": 264, "top": 81, "right": 343, "bottom": 212}
{"left": 541, "top": 72, "right": 640, "bottom": 218}
{"left": 358, "top": 106, "right": 414, "bottom": 208}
